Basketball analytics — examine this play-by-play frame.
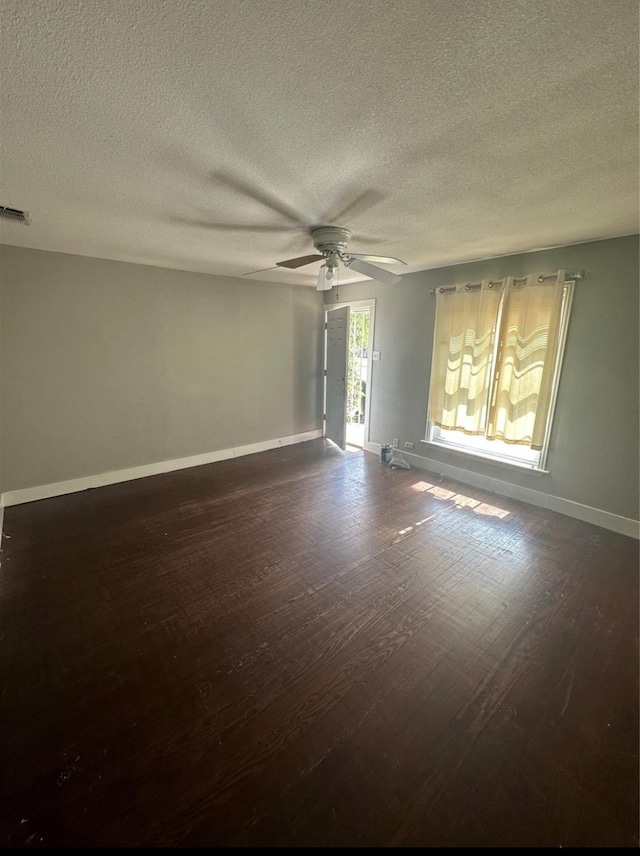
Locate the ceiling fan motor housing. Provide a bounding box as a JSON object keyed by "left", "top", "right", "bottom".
{"left": 310, "top": 226, "right": 352, "bottom": 257}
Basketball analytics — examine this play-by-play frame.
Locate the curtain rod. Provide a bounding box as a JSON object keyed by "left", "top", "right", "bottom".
{"left": 537, "top": 269, "right": 585, "bottom": 283}
{"left": 429, "top": 269, "right": 585, "bottom": 295}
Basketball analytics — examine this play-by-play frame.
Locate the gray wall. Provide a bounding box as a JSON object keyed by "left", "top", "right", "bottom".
{"left": 0, "top": 245, "right": 324, "bottom": 491}
{"left": 326, "top": 235, "right": 639, "bottom": 521}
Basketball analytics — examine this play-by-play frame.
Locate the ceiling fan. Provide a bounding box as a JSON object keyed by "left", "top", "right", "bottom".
{"left": 245, "top": 225, "right": 406, "bottom": 290}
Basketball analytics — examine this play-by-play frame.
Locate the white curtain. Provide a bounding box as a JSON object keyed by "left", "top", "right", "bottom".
{"left": 486, "top": 272, "right": 565, "bottom": 450}
{"left": 428, "top": 281, "right": 502, "bottom": 434}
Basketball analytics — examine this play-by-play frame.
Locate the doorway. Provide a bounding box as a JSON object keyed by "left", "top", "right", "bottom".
{"left": 324, "top": 299, "right": 375, "bottom": 451}
{"left": 345, "top": 307, "right": 370, "bottom": 448}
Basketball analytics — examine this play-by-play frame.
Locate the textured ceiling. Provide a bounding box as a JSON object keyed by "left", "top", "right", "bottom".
{"left": 0, "top": 0, "right": 638, "bottom": 285}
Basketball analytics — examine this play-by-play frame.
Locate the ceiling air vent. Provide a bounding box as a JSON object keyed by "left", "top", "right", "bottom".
{"left": 0, "top": 205, "right": 30, "bottom": 225}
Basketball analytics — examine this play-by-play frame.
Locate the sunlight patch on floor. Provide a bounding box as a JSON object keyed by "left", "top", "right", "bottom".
{"left": 409, "top": 480, "right": 510, "bottom": 520}
{"left": 411, "top": 481, "right": 434, "bottom": 492}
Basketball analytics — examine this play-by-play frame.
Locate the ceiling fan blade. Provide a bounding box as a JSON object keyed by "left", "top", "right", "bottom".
{"left": 347, "top": 253, "right": 407, "bottom": 265}
{"left": 213, "top": 171, "right": 307, "bottom": 225}
{"left": 347, "top": 258, "right": 402, "bottom": 286}
{"left": 276, "top": 254, "right": 325, "bottom": 269}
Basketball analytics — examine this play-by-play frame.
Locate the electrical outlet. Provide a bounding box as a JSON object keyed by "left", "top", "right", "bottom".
{"left": 392, "top": 438, "right": 399, "bottom": 448}
{"left": 404, "top": 441, "right": 414, "bottom": 449}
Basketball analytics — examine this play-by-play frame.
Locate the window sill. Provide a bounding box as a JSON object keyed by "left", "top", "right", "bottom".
{"left": 420, "top": 440, "right": 549, "bottom": 475}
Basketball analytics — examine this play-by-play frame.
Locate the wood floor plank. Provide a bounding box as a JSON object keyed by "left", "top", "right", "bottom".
{"left": 0, "top": 439, "right": 637, "bottom": 847}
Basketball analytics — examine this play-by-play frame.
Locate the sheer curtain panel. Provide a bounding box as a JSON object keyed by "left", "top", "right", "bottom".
{"left": 486, "top": 271, "right": 565, "bottom": 449}
{"left": 428, "top": 281, "right": 502, "bottom": 435}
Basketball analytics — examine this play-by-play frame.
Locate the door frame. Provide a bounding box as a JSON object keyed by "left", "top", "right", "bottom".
{"left": 324, "top": 298, "right": 376, "bottom": 451}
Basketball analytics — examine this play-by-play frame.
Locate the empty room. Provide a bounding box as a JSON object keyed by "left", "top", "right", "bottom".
{"left": 0, "top": 0, "right": 638, "bottom": 848}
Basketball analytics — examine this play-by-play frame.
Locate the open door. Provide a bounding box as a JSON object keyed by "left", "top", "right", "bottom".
{"left": 325, "top": 305, "right": 350, "bottom": 449}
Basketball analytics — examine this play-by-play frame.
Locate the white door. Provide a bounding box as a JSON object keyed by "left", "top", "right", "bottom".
{"left": 325, "top": 306, "right": 350, "bottom": 449}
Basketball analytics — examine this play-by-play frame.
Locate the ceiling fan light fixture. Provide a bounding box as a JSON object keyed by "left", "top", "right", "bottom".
{"left": 316, "top": 260, "right": 338, "bottom": 291}
{"left": 318, "top": 264, "right": 326, "bottom": 290}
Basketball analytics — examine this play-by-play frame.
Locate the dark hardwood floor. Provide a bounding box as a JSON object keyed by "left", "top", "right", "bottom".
{"left": 0, "top": 439, "right": 637, "bottom": 847}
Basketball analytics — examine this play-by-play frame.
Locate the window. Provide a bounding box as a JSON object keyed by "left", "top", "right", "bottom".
{"left": 425, "top": 272, "right": 574, "bottom": 471}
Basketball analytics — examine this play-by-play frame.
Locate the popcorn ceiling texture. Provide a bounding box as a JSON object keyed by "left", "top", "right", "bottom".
{"left": 0, "top": 0, "right": 637, "bottom": 285}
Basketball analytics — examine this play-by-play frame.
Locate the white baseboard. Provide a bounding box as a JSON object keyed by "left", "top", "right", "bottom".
{"left": 366, "top": 442, "right": 639, "bottom": 540}
{"left": 4, "top": 433, "right": 638, "bottom": 540}
{"left": 1, "top": 429, "right": 323, "bottom": 508}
